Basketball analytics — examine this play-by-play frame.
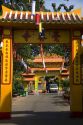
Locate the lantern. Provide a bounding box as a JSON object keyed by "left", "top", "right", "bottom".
{"left": 39, "top": 22, "right": 42, "bottom": 33}
{"left": 35, "top": 14, "right": 40, "bottom": 25}
{"left": 32, "top": 0, "right": 36, "bottom": 15}
{"left": 39, "top": 28, "right": 45, "bottom": 39}
{"left": 41, "top": 28, "right": 45, "bottom": 38}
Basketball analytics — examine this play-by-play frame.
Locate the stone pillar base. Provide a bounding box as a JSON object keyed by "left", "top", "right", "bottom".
{"left": 0, "top": 112, "right": 11, "bottom": 119}
{"left": 70, "top": 112, "right": 83, "bottom": 118}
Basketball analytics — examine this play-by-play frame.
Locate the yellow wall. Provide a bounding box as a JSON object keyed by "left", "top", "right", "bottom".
{"left": 14, "top": 30, "right": 70, "bottom": 44}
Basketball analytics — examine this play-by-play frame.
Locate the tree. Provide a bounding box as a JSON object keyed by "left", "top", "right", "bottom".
{"left": 0, "top": 0, "right": 3, "bottom": 15}
{"left": 16, "top": 44, "right": 33, "bottom": 60}
{"left": 14, "top": 44, "right": 70, "bottom": 65}
{"left": 3, "top": 0, "right": 50, "bottom": 11}
{"left": 61, "top": 79, "right": 70, "bottom": 90}
{"left": 52, "top": 0, "right": 74, "bottom": 12}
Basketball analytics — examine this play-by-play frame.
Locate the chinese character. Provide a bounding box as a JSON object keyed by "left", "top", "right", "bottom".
{"left": 5, "top": 66, "right": 8, "bottom": 69}
{"left": 5, "top": 79, "right": 7, "bottom": 82}
{"left": 5, "top": 70, "right": 8, "bottom": 74}
{"left": 5, "top": 75, "right": 8, "bottom": 77}
{"left": 5, "top": 63, "right": 8, "bottom": 66}
{"left": 6, "top": 44, "right": 8, "bottom": 47}
{"left": 76, "top": 75, "right": 79, "bottom": 78}
{"left": 6, "top": 40, "right": 8, "bottom": 43}
{"left": 76, "top": 71, "right": 78, "bottom": 74}
{"left": 5, "top": 52, "right": 8, "bottom": 54}
{"left": 5, "top": 55, "right": 8, "bottom": 58}
{"left": 5, "top": 48, "right": 8, "bottom": 51}
{"left": 5, "top": 59, "right": 8, "bottom": 62}
{"left": 75, "top": 67, "right": 78, "bottom": 70}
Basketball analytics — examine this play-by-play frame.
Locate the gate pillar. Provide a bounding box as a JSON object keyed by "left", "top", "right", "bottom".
{"left": 0, "top": 29, "right": 13, "bottom": 119}
{"left": 35, "top": 76, "right": 39, "bottom": 94}
{"left": 70, "top": 37, "right": 83, "bottom": 117}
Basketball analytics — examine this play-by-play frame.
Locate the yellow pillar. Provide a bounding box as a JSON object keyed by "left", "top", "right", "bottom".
{"left": 24, "top": 82, "right": 28, "bottom": 95}
{"left": 70, "top": 38, "right": 83, "bottom": 117}
{"left": 0, "top": 29, "right": 13, "bottom": 119}
{"left": 35, "top": 76, "right": 39, "bottom": 93}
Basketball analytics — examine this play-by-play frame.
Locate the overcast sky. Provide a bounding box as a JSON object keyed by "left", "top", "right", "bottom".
{"left": 45, "top": 0, "right": 83, "bottom": 15}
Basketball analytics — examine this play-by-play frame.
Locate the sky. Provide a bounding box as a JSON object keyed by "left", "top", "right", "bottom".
{"left": 45, "top": 0, "right": 83, "bottom": 15}
{"left": 4, "top": 0, "right": 83, "bottom": 15}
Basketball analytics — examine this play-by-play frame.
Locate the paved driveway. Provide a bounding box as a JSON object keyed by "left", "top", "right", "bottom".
{"left": 0, "top": 94, "right": 83, "bottom": 125}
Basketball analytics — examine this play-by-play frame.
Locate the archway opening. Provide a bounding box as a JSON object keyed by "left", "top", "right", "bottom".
{"left": 12, "top": 42, "right": 71, "bottom": 115}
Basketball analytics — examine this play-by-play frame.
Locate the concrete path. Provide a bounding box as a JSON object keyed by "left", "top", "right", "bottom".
{"left": 0, "top": 93, "right": 83, "bottom": 125}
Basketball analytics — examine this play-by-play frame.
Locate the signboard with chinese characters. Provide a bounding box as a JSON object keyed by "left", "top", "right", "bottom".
{"left": 2, "top": 38, "right": 11, "bottom": 84}
{"left": 73, "top": 40, "right": 80, "bottom": 84}
{"left": 14, "top": 30, "right": 70, "bottom": 44}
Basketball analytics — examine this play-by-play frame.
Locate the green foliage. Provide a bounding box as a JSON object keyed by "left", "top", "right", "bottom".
{"left": 35, "top": 0, "right": 40, "bottom": 11}
{"left": 15, "top": 44, "right": 66, "bottom": 61}
{"left": 44, "top": 44, "right": 65, "bottom": 56}
{"left": 61, "top": 79, "right": 69, "bottom": 88}
{"left": 13, "top": 71, "right": 24, "bottom": 94}
{"left": 3, "top": 0, "right": 50, "bottom": 11}
{"left": 0, "top": 0, "right": 3, "bottom": 15}
{"left": 16, "top": 44, "right": 33, "bottom": 60}
{"left": 0, "top": 0, "right": 3, "bottom": 5}
{"left": 52, "top": 1, "right": 74, "bottom": 12}
{"left": 13, "top": 59, "right": 26, "bottom": 73}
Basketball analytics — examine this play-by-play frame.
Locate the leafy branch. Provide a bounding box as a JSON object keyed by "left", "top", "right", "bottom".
{"left": 52, "top": 3, "right": 74, "bottom": 12}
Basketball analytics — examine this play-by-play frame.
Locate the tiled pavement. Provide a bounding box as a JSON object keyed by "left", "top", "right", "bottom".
{"left": 0, "top": 94, "right": 83, "bottom": 125}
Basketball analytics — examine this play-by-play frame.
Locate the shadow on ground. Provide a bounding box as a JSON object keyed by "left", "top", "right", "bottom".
{"left": 0, "top": 111, "right": 83, "bottom": 125}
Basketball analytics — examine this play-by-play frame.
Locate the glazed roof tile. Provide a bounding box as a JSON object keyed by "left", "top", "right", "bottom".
{"left": 24, "top": 78, "right": 34, "bottom": 81}
{"left": 33, "top": 58, "right": 64, "bottom": 63}
{"left": 31, "top": 68, "right": 67, "bottom": 71}
{"left": 61, "top": 72, "right": 69, "bottom": 75}
{"left": 1, "top": 9, "right": 82, "bottom": 24}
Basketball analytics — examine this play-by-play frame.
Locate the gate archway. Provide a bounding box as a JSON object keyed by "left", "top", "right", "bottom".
{"left": 0, "top": 6, "right": 83, "bottom": 119}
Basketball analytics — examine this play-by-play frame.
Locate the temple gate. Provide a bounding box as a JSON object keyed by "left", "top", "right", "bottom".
{"left": 0, "top": 6, "right": 83, "bottom": 118}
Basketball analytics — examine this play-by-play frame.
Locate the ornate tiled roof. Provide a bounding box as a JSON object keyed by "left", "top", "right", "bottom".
{"left": 33, "top": 58, "right": 64, "bottom": 63}
{"left": 23, "top": 78, "right": 34, "bottom": 81}
{"left": 33, "top": 55, "right": 64, "bottom": 63}
{"left": 30, "top": 68, "right": 67, "bottom": 71}
{"left": 61, "top": 72, "right": 69, "bottom": 76}
{"left": 1, "top": 11, "right": 81, "bottom": 23}
{"left": 0, "top": 6, "right": 82, "bottom": 24}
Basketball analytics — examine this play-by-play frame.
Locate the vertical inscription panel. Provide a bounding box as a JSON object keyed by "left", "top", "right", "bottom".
{"left": 73, "top": 40, "right": 81, "bottom": 84}
{"left": 2, "top": 38, "right": 11, "bottom": 84}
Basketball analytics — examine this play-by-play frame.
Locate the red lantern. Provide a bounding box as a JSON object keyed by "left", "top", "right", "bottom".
{"left": 35, "top": 14, "right": 40, "bottom": 25}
